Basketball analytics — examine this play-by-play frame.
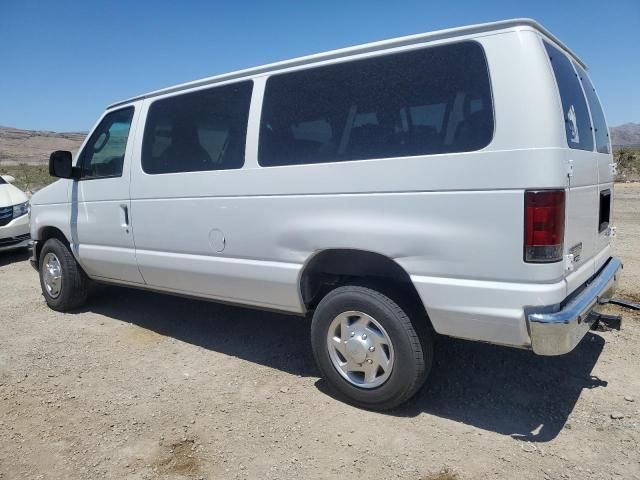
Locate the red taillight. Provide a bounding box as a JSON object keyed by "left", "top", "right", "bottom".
{"left": 524, "top": 190, "right": 565, "bottom": 263}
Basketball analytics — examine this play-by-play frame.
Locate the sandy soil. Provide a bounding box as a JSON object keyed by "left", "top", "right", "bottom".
{"left": 0, "top": 186, "right": 639, "bottom": 480}
{"left": 0, "top": 127, "right": 85, "bottom": 165}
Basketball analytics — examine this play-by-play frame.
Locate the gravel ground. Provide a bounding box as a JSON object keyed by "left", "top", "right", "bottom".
{"left": 1, "top": 185, "right": 639, "bottom": 480}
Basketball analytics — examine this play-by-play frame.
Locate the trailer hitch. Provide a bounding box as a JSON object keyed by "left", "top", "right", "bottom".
{"left": 590, "top": 311, "right": 622, "bottom": 331}
{"left": 589, "top": 297, "right": 640, "bottom": 332}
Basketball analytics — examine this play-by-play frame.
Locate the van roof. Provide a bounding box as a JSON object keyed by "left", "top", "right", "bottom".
{"left": 108, "top": 18, "right": 585, "bottom": 109}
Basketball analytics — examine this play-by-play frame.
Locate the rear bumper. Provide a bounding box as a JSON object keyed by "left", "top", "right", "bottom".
{"left": 527, "top": 257, "right": 622, "bottom": 356}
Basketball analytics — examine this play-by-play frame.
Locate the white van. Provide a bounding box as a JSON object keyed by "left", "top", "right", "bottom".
{"left": 30, "top": 19, "right": 621, "bottom": 409}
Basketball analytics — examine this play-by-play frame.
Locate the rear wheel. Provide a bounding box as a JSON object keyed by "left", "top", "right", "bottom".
{"left": 39, "top": 238, "right": 89, "bottom": 311}
{"left": 311, "top": 285, "right": 432, "bottom": 410}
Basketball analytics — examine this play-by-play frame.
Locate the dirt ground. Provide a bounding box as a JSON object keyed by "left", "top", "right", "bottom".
{"left": 1, "top": 185, "right": 639, "bottom": 480}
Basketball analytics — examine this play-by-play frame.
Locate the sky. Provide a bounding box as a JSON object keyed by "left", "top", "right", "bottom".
{"left": 0, "top": 0, "right": 638, "bottom": 132}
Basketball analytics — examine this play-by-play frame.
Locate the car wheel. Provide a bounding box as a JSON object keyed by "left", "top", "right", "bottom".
{"left": 39, "top": 238, "right": 89, "bottom": 312}
{"left": 311, "top": 285, "right": 433, "bottom": 410}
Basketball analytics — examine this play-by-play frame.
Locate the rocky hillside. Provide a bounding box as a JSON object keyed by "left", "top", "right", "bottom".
{"left": 611, "top": 123, "right": 640, "bottom": 149}
{"left": 0, "top": 126, "right": 85, "bottom": 165}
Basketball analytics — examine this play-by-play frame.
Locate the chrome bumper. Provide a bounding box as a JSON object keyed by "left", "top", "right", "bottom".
{"left": 527, "top": 257, "right": 623, "bottom": 356}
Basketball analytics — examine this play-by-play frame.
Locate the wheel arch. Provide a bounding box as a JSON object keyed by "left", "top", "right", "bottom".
{"left": 34, "top": 226, "right": 71, "bottom": 265}
{"left": 298, "top": 248, "right": 429, "bottom": 323}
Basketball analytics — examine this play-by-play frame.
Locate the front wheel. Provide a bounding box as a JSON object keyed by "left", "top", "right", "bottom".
{"left": 310, "top": 285, "right": 432, "bottom": 410}
{"left": 38, "top": 238, "right": 90, "bottom": 312}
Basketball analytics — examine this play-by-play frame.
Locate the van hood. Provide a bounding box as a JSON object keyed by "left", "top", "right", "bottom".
{"left": 30, "top": 179, "right": 69, "bottom": 206}
{"left": 0, "top": 183, "right": 28, "bottom": 207}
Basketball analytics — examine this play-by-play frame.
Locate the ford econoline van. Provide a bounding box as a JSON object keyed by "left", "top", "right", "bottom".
{"left": 30, "top": 19, "right": 622, "bottom": 409}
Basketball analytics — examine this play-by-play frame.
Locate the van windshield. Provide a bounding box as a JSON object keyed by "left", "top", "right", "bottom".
{"left": 575, "top": 64, "right": 610, "bottom": 154}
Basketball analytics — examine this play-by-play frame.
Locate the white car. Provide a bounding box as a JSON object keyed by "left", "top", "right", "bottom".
{"left": 29, "top": 19, "right": 621, "bottom": 410}
{"left": 0, "top": 174, "right": 30, "bottom": 252}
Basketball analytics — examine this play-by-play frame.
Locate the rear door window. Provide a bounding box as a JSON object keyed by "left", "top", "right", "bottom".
{"left": 544, "top": 42, "right": 593, "bottom": 151}
{"left": 258, "top": 41, "right": 494, "bottom": 167}
{"left": 575, "top": 64, "right": 610, "bottom": 154}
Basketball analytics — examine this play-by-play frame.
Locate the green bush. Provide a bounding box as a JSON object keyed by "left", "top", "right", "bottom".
{"left": 615, "top": 148, "right": 640, "bottom": 181}
{"left": 0, "top": 164, "right": 55, "bottom": 192}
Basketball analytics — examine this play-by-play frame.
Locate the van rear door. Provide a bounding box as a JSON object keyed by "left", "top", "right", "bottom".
{"left": 574, "top": 64, "right": 614, "bottom": 258}
{"left": 543, "top": 42, "right": 612, "bottom": 286}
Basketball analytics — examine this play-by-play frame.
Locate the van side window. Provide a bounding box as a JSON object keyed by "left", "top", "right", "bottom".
{"left": 258, "top": 41, "right": 493, "bottom": 167}
{"left": 142, "top": 81, "right": 253, "bottom": 174}
{"left": 544, "top": 42, "right": 594, "bottom": 152}
{"left": 575, "top": 64, "right": 610, "bottom": 154}
{"left": 80, "top": 107, "right": 134, "bottom": 179}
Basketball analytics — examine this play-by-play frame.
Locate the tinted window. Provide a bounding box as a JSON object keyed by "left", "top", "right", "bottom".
{"left": 544, "top": 42, "right": 594, "bottom": 151}
{"left": 80, "top": 107, "right": 134, "bottom": 179}
{"left": 575, "top": 64, "right": 610, "bottom": 154}
{"left": 0, "top": 176, "right": 5, "bottom": 185}
{"left": 259, "top": 41, "right": 493, "bottom": 167}
{"left": 142, "top": 81, "right": 252, "bottom": 174}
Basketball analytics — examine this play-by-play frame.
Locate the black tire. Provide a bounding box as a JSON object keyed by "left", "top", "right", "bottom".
{"left": 38, "top": 238, "right": 89, "bottom": 311}
{"left": 311, "top": 285, "right": 433, "bottom": 410}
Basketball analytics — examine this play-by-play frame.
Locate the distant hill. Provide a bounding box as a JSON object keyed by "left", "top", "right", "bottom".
{"left": 0, "top": 122, "right": 638, "bottom": 166}
{"left": 611, "top": 123, "right": 640, "bottom": 149}
{"left": 0, "top": 126, "right": 86, "bottom": 165}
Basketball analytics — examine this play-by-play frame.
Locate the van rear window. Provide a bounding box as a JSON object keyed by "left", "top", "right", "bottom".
{"left": 575, "top": 64, "right": 610, "bottom": 154}
{"left": 258, "top": 41, "right": 494, "bottom": 167}
{"left": 544, "top": 42, "right": 594, "bottom": 152}
{"left": 142, "top": 81, "right": 252, "bottom": 174}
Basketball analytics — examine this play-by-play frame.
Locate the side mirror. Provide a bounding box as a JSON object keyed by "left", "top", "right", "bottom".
{"left": 1, "top": 174, "right": 15, "bottom": 184}
{"left": 49, "top": 151, "right": 78, "bottom": 179}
